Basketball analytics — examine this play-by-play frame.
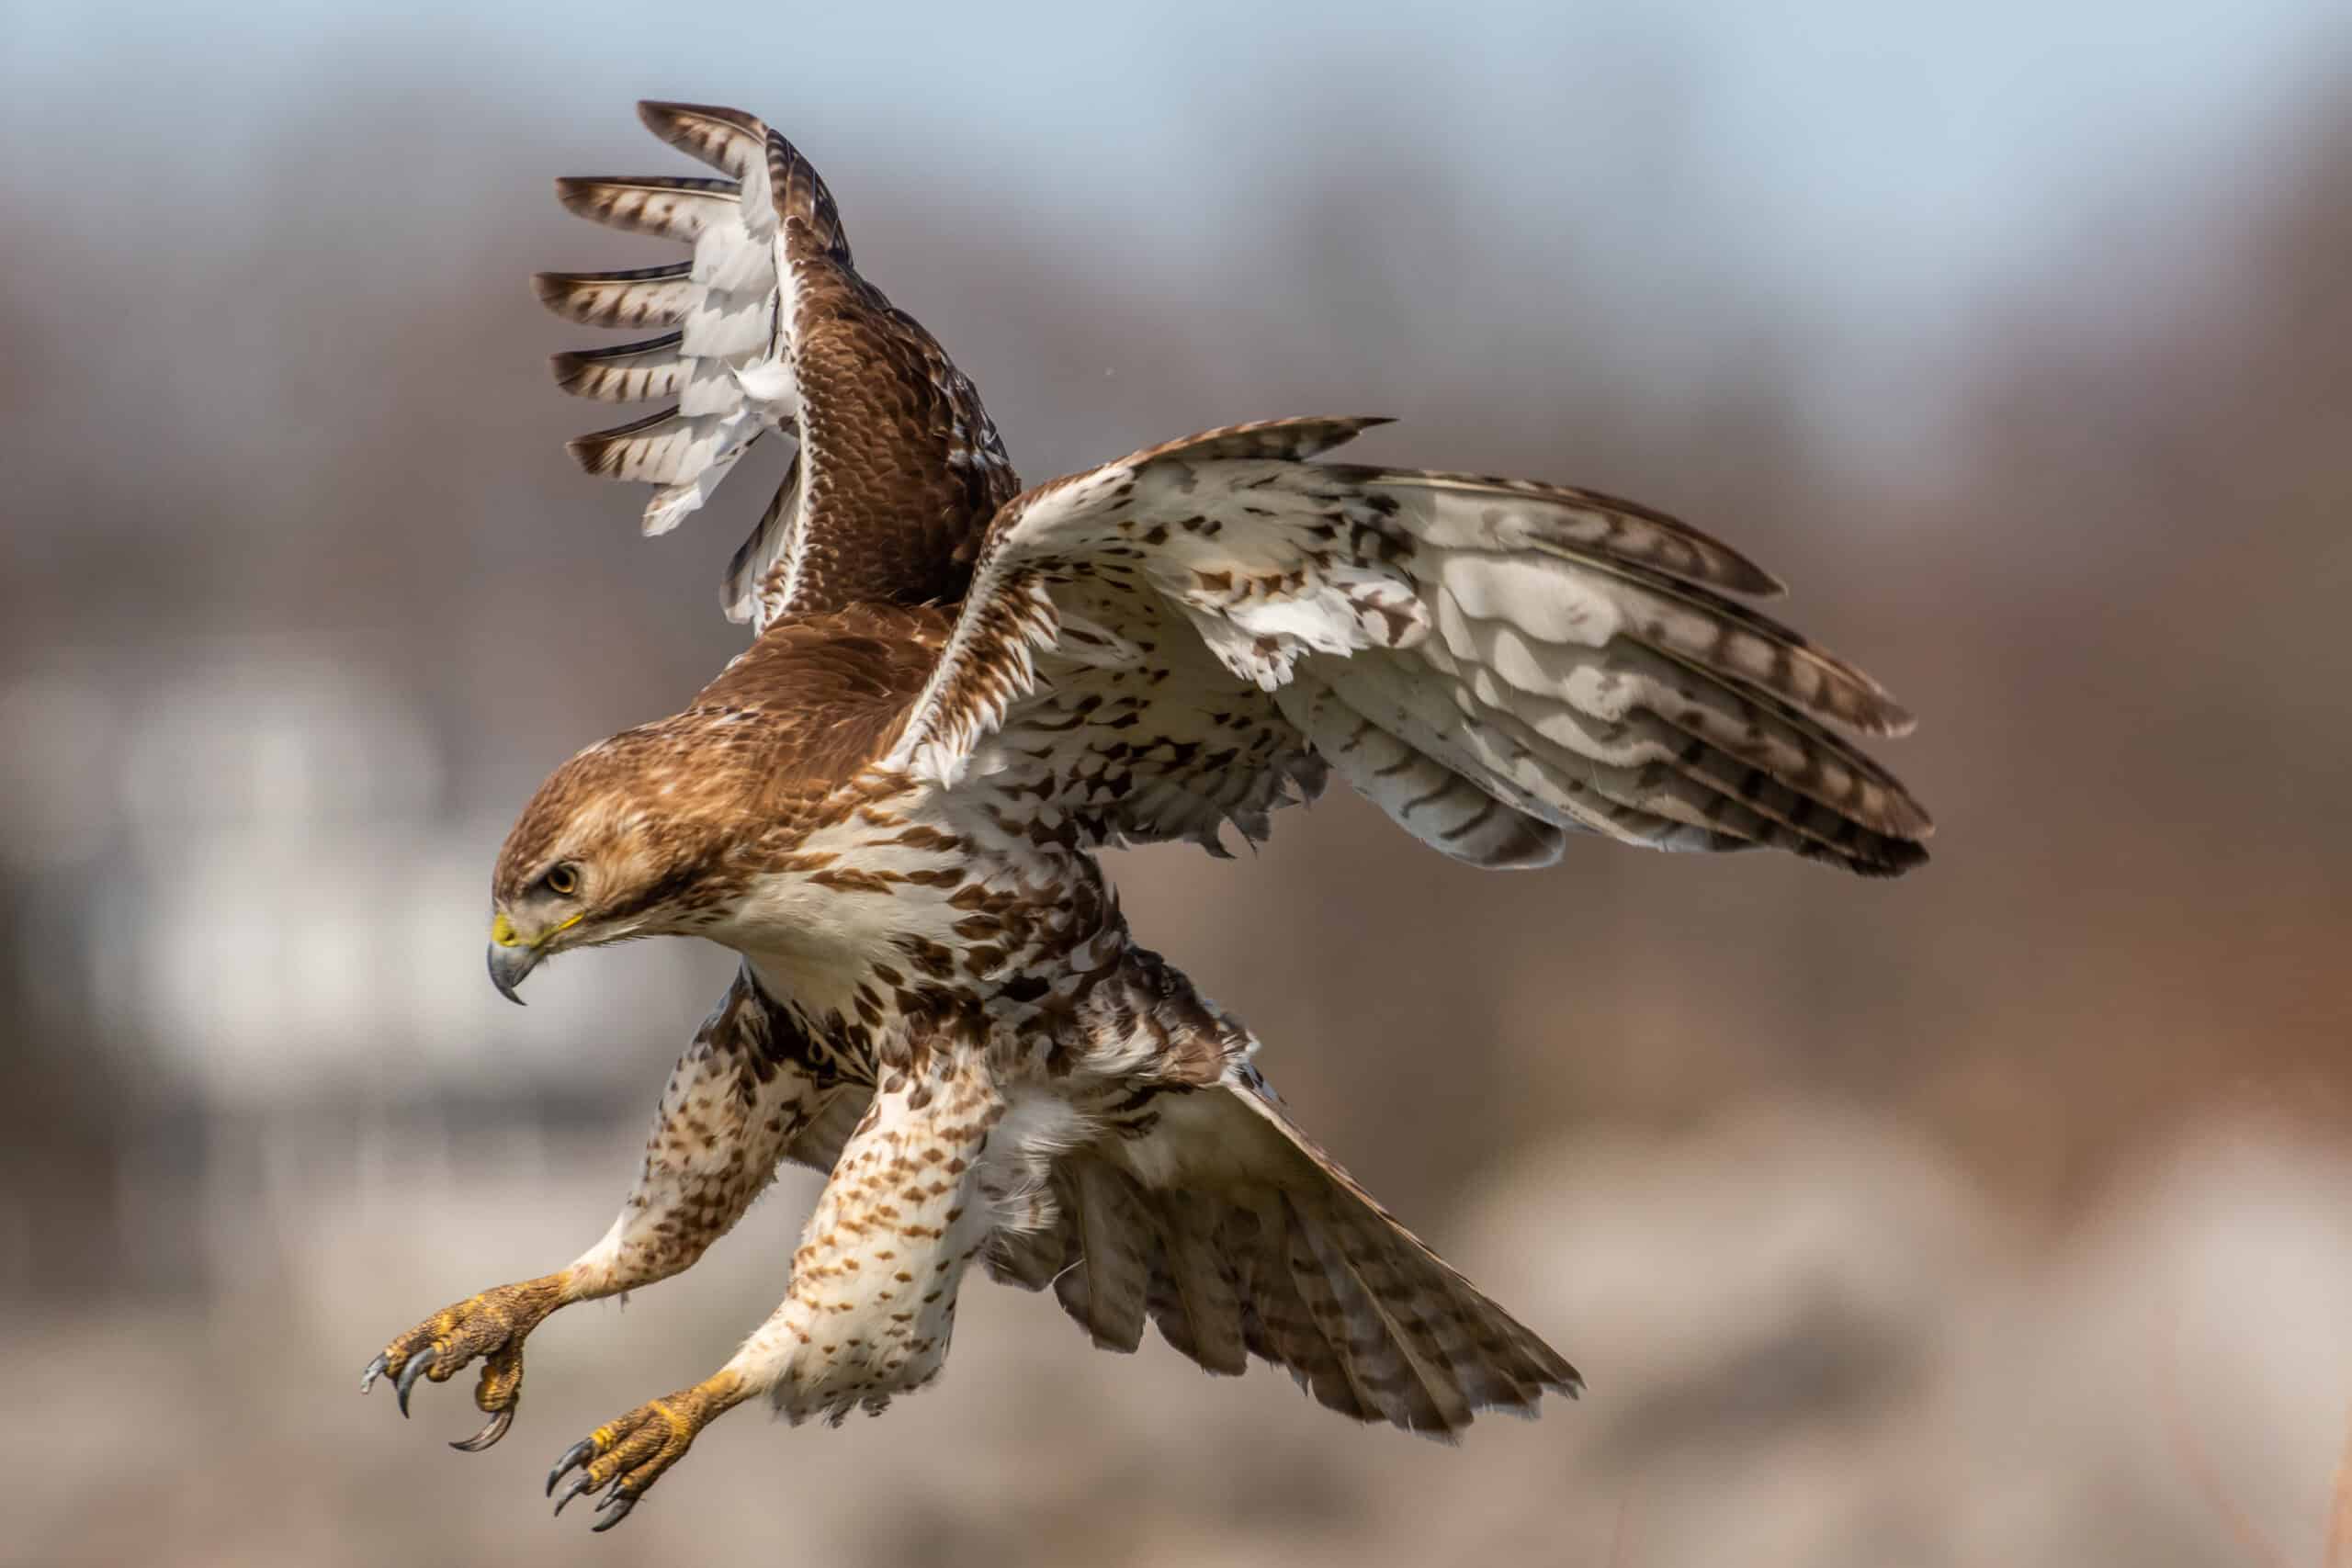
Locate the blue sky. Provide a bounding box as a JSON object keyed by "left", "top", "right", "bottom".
{"left": 7, "top": 0, "right": 2344, "bottom": 456}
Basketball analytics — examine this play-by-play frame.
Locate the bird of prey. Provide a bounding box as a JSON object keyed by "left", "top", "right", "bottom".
{"left": 363, "top": 101, "right": 1930, "bottom": 1531}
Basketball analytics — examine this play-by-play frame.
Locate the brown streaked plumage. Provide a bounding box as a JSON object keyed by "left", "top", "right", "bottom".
{"left": 482, "top": 605, "right": 955, "bottom": 995}
{"left": 493, "top": 607, "right": 948, "bottom": 893}
{"left": 368, "top": 101, "right": 1933, "bottom": 1531}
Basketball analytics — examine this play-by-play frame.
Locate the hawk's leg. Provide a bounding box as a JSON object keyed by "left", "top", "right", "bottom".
{"left": 547, "top": 1049, "right": 1007, "bottom": 1530}
{"left": 364, "top": 972, "right": 830, "bottom": 1450}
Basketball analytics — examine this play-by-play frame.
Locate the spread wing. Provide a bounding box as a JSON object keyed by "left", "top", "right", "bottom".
{"left": 537, "top": 101, "right": 1018, "bottom": 626}
{"left": 884, "top": 417, "right": 1931, "bottom": 875}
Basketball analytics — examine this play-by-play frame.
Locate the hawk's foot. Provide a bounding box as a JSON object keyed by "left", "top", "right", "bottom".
{"left": 546, "top": 1371, "right": 747, "bottom": 1532}
{"left": 362, "top": 1273, "right": 568, "bottom": 1450}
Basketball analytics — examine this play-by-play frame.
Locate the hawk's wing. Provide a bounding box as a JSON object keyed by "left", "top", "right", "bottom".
{"left": 885, "top": 417, "right": 1930, "bottom": 875}
{"left": 537, "top": 101, "right": 1018, "bottom": 626}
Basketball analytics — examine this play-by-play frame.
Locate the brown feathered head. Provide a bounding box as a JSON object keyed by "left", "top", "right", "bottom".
{"left": 484, "top": 725, "right": 741, "bottom": 1002}
{"left": 479, "top": 609, "right": 953, "bottom": 1003}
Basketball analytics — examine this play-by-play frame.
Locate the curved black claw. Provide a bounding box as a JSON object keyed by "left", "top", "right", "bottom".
{"left": 368, "top": 1280, "right": 566, "bottom": 1453}
{"left": 449, "top": 1405, "right": 514, "bottom": 1453}
{"left": 393, "top": 1347, "right": 436, "bottom": 1417}
{"left": 547, "top": 1382, "right": 727, "bottom": 1534}
{"left": 548, "top": 1439, "right": 594, "bottom": 1499}
{"left": 550, "top": 1472, "right": 595, "bottom": 1518}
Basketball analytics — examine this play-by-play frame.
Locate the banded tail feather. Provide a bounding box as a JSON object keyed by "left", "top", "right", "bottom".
{"left": 992, "top": 1077, "right": 1578, "bottom": 1437}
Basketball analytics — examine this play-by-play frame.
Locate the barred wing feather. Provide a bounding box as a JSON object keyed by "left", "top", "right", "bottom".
{"left": 888, "top": 417, "right": 1930, "bottom": 876}
{"left": 538, "top": 102, "right": 1016, "bottom": 626}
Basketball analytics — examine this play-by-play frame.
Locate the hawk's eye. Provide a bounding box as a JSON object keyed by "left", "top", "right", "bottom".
{"left": 542, "top": 863, "right": 579, "bottom": 897}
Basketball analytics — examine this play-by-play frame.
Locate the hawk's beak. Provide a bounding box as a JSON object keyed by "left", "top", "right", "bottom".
{"left": 487, "top": 940, "right": 537, "bottom": 1005}
{"left": 487, "top": 910, "right": 537, "bottom": 1006}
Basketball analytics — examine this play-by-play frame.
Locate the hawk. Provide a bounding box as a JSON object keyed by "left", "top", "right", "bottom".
{"left": 363, "top": 101, "right": 1930, "bottom": 1530}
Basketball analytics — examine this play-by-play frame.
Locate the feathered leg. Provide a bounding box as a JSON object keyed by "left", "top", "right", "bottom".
{"left": 544, "top": 1046, "right": 1004, "bottom": 1530}
{"left": 363, "top": 970, "right": 836, "bottom": 1450}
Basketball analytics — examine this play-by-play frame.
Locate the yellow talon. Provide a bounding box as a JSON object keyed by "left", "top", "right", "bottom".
{"left": 549, "top": 1372, "right": 750, "bottom": 1529}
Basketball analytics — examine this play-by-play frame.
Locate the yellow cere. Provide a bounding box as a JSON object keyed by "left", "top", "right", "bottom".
{"left": 492, "top": 911, "right": 582, "bottom": 951}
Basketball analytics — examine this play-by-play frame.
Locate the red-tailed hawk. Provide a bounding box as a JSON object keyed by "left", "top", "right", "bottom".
{"left": 363, "top": 101, "right": 1930, "bottom": 1531}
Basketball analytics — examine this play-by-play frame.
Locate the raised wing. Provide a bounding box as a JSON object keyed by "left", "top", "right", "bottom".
{"left": 885, "top": 418, "right": 1931, "bottom": 875}
{"left": 538, "top": 102, "right": 1018, "bottom": 626}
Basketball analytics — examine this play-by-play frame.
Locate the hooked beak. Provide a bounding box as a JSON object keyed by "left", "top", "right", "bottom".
{"left": 487, "top": 939, "right": 538, "bottom": 1005}
{"left": 487, "top": 908, "right": 565, "bottom": 1006}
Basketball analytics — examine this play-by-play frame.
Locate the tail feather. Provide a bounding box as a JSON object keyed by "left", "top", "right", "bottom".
{"left": 1282, "top": 1189, "right": 1476, "bottom": 1433}
{"left": 1219, "top": 1193, "right": 1371, "bottom": 1419}
{"left": 1051, "top": 1158, "right": 1152, "bottom": 1352}
{"left": 1154, "top": 1192, "right": 1250, "bottom": 1376}
{"left": 989, "top": 1076, "right": 1578, "bottom": 1438}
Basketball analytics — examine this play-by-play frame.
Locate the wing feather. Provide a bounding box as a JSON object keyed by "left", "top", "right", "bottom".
{"left": 566, "top": 405, "right": 752, "bottom": 493}
{"left": 887, "top": 417, "right": 1929, "bottom": 876}
{"left": 1344, "top": 467, "right": 1787, "bottom": 597}
{"left": 549, "top": 333, "right": 688, "bottom": 402}
{"left": 531, "top": 263, "right": 697, "bottom": 328}
{"left": 553, "top": 175, "right": 740, "bottom": 241}
{"left": 537, "top": 102, "right": 1014, "bottom": 624}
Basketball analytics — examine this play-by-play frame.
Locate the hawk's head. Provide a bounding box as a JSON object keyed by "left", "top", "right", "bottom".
{"left": 477, "top": 620, "right": 942, "bottom": 1003}
{"left": 483, "top": 728, "right": 738, "bottom": 1003}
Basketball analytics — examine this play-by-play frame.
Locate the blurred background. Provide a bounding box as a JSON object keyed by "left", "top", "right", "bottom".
{"left": 5, "top": 1, "right": 2350, "bottom": 1562}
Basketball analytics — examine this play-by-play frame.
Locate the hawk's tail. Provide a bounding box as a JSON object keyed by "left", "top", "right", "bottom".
{"left": 989, "top": 1076, "right": 1579, "bottom": 1438}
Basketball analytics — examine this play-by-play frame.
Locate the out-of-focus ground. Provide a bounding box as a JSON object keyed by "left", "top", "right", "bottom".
{"left": 4, "top": 5, "right": 2350, "bottom": 1564}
